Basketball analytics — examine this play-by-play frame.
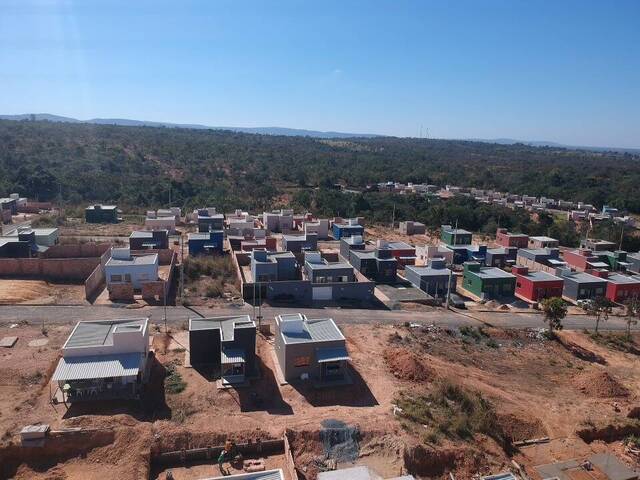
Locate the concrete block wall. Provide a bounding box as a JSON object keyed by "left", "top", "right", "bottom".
{"left": 0, "top": 257, "right": 99, "bottom": 281}
{"left": 108, "top": 283, "right": 134, "bottom": 301}
{"left": 42, "top": 242, "right": 110, "bottom": 259}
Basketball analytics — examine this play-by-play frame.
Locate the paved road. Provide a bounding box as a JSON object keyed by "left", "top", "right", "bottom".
{"left": 0, "top": 304, "right": 637, "bottom": 332}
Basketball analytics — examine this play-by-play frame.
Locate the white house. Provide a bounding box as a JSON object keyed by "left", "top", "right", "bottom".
{"left": 51, "top": 318, "right": 150, "bottom": 402}
{"left": 105, "top": 248, "right": 159, "bottom": 289}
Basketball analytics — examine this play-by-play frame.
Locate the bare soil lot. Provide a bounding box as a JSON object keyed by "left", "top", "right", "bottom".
{"left": 0, "top": 319, "right": 639, "bottom": 479}
{"left": 0, "top": 279, "right": 87, "bottom": 305}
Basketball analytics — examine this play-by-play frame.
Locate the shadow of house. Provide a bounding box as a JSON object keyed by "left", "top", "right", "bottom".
{"left": 288, "top": 363, "right": 378, "bottom": 408}
{"left": 234, "top": 355, "right": 293, "bottom": 415}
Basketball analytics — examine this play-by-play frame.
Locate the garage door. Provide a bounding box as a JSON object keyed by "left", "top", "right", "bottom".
{"left": 312, "top": 286, "right": 333, "bottom": 301}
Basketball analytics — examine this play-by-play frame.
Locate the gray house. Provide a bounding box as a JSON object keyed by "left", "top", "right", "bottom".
{"left": 339, "top": 235, "right": 367, "bottom": 260}
{"left": 348, "top": 243, "right": 398, "bottom": 284}
{"left": 282, "top": 232, "right": 318, "bottom": 253}
{"left": 485, "top": 247, "right": 518, "bottom": 268}
{"left": 274, "top": 313, "right": 350, "bottom": 385}
{"left": 251, "top": 250, "right": 299, "bottom": 282}
{"left": 304, "top": 251, "right": 355, "bottom": 284}
{"left": 629, "top": 252, "right": 640, "bottom": 274}
{"left": 557, "top": 268, "right": 608, "bottom": 303}
{"left": 188, "top": 315, "right": 256, "bottom": 385}
{"left": 404, "top": 258, "right": 454, "bottom": 297}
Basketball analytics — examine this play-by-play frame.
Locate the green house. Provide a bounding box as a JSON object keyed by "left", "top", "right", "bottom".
{"left": 599, "top": 250, "right": 629, "bottom": 271}
{"left": 441, "top": 224, "right": 473, "bottom": 246}
{"left": 85, "top": 205, "right": 119, "bottom": 224}
{"left": 462, "top": 262, "right": 516, "bottom": 299}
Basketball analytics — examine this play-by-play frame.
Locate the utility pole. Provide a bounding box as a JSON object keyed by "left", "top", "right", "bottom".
{"left": 391, "top": 203, "right": 396, "bottom": 230}
{"left": 445, "top": 219, "right": 458, "bottom": 310}
{"left": 618, "top": 222, "right": 625, "bottom": 251}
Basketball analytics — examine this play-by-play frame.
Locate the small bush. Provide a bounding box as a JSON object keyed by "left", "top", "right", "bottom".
{"left": 165, "top": 363, "right": 187, "bottom": 394}
{"left": 395, "top": 380, "right": 505, "bottom": 446}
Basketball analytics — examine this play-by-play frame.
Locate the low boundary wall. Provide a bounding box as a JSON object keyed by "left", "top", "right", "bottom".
{"left": 43, "top": 243, "right": 110, "bottom": 259}
{"left": 0, "top": 257, "right": 99, "bottom": 281}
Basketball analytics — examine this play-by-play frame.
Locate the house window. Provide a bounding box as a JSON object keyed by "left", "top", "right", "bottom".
{"left": 294, "top": 356, "right": 310, "bottom": 367}
{"left": 110, "top": 274, "right": 122, "bottom": 282}
{"left": 124, "top": 274, "right": 132, "bottom": 283}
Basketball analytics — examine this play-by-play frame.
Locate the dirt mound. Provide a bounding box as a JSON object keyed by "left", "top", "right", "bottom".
{"left": 572, "top": 370, "right": 629, "bottom": 398}
{"left": 496, "top": 413, "right": 546, "bottom": 443}
{"left": 383, "top": 348, "right": 434, "bottom": 382}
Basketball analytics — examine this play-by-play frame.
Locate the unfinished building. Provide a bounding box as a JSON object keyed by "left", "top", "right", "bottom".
{"left": 274, "top": 313, "right": 351, "bottom": 385}
{"left": 51, "top": 318, "right": 150, "bottom": 402}
{"left": 188, "top": 315, "right": 257, "bottom": 385}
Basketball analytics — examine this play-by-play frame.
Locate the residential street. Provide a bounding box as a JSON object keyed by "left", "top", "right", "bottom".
{"left": 0, "top": 303, "right": 637, "bottom": 332}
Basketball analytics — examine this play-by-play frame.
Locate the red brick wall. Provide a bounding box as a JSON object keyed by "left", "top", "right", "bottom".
{"left": 108, "top": 283, "right": 134, "bottom": 301}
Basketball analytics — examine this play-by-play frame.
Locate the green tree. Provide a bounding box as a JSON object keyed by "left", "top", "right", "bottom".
{"left": 624, "top": 295, "right": 640, "bottom": 341}
{"left": 582, "top": 296, "right": 614, "bottom": 335}
{"left": 541, "top": 297, "right": 567, "bottom": 336}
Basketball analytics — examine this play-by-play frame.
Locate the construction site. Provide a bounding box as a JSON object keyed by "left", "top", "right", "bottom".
{"left": 0, "top": 315, "right": 638, "bottom": 480}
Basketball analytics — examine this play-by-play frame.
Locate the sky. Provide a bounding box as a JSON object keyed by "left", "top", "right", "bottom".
{"left": 1, "top": 0, "right": 639, "bottom": 148}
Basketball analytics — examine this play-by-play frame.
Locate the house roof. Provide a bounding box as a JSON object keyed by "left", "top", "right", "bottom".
{"left": 520, "top": 270, "right": 563, "bottom": 282}
{"left": 63, "top": 318, "right": 148, "bottom": 349}
{"left": 130, "top": 230, "right": 168, "bottom": 239}
{"left": 318, "top": 466, "right": 415, "bottom": 480}
{"left": 202, "top": 469, "right": 284, "bottom": 480}
{"left": 306, "top": 259, "right": 352, "bottom": 270}
{"left": 562, "top": 271, "right": 607, "bottom": 284}
{"left": 86, "top": 205, "right": 117, "bottom": 210}
{"left": 606, "top": 273, "right": 640, "bottom": 285}
{"left": 278, "top": 316, "right": 345, "bottom": 344}
{"left": 189, "top": 315, "right": 255, "bottom": 341}
{"left": 316, "top": 346, "right": 351, "bottom": 363}
{"left": 529, "top": 236, "right": 558, "bottom": 242}
{"left": 189, "top": 231, "right": 223, "bottom": 241}
{"left": 470, "top": 267, "right": 515, "bottom": 280}
{"left": 106, "top": 253, "right": 158, "bottom": 267}
{"left": 405, "top": 265, "right": 450, "bottom": 277}
{"left": 387, "top": 241, "right": 414, "bottom": 250}
{"left": 52, "top": 352, "right": 143, "bottom": 382}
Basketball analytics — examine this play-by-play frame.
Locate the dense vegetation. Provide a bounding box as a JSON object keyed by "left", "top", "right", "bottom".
{"left": 1, "top": 119, "right": 639, "bottom": 213}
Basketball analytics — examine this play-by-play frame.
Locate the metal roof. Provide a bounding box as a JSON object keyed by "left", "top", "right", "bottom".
{"left": 316, "top": 346, "right": 350, "bottom": 363}
{"left": 203, "top": 469, "right": 284, "bottom": 480}
{"left": 64, "top": 318, "right": 147, "bottom": 349}
{"left": 221, "top": 348, "right": 245, "bottom": 364}
{"left": 318, "top": 466, "right": 415, "bottom": 480}
{"left": 279, "top": 317, "right": 345, "bottom": 345}
{"left": 52, "top": 353, "right": 142, "bottom": 381}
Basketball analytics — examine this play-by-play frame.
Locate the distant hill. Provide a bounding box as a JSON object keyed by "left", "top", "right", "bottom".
{"left": 467, "top": 137, "right": 640, "bottom": 155}
{"left": 0, "top": 113, "right": 381, "bottom": 139}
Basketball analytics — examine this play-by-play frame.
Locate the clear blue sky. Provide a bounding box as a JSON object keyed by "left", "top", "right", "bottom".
{"left": 1, "top": 0, "right": 638, "bottom": 147}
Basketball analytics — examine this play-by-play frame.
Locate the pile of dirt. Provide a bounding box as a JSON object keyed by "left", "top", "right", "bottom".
{"left": 572, "top": 370, "right": 629, "bottom": 398}
{"left": 383, "top": 348, "right": 434, "bottom": 382}
{"left": 496, "top": 413, "right": 546, "bottom": 443}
